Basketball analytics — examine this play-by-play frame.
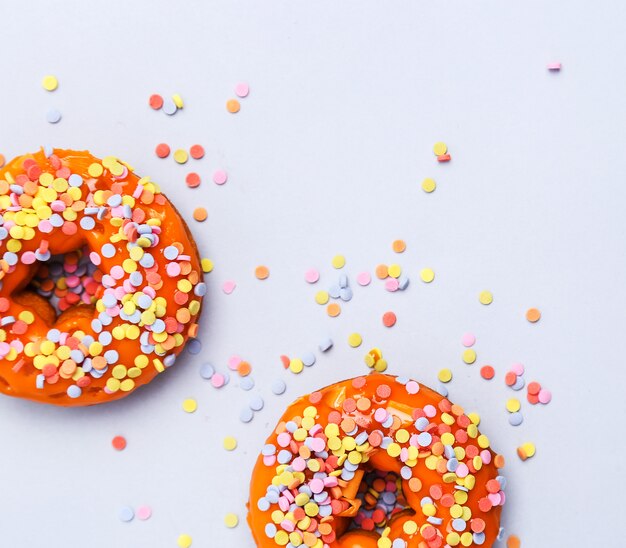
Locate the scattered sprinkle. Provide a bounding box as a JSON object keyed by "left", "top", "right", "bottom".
{"left": 185, "top": 172, "right": 201, "bottom": 188}
{"left": 149, "top": 94, "right": 163, "bottom": 110}
{"left": 213, "top": 170, "right": 228, "bottom": 185}
{"left": 112, "top": 435, "right": 127, "bottom": 451}
{"left": 326, "top": 302, "right": 341, "bottom": 317}
{"left": 479, "top": 290, "right": 493, "bottom": 305}
{"left": 438, "top": 368, "right": 452, "bottom": 383}
{"left": 189, "top": 145, "right": 205, "bottom": 159}
{"left": 271, "top": 379, "right": 287, "bottom": 395}
{"left": 318, "top": 337, "right": 333, "bottom": 352}
{"left": 480, "top": 365, "right": 495, "bottom": 380}
{"left": 235, "top": 83, "right": 249, "bottom": 98}
{"left": 462, "top": 349, "right": 477, "bottom": 364}
{"left": 223, "top": 436, "right": 238, "bottom": 451}
{"left": 392, "top": 239, "right": 406, "bottom": 253}
{"left": 172, "top": 94, "right": 184, "bottom": 109}
{"left": 136, "top": 505, "right": 152, "bottom": 521}
{"left": 119, "top": 506, "right": 134, "bottom": 522}
{"left": 507, "top": 535, "right": 522, "bottom": 548}
{"left": 433, "top": 142, "right": 448, "bottom": 156}
{"left": 201, "top": 258, "right": 214, "bottom": 273}
{"left": 193, "top": 207, "right": 208, "bottom": 222}
{"left": 42, "top": 75, "right": 58, "bottom": 91}
{"left": 226, "top": 99, "right": 240, "bottom": 113}
{"left": 173, "top": 149, "right": 189, "bottom": 164}
{"left": 222, "top": 280, "right": 236, "bottom": 295}
{"left": 382, "top": 311, "right": 396, "bottom": 327}
{"left": 155, "top": 143, "right": 170, "bottom": 158}
{"left": 547, "top": 62, "right": 562, "bottom": 71}
{"left": 461, "top": 333, "right": 476, "bottom": 347}
{"left": 177, "top": 534, "right": 193, "bottom": 548}
{"left": 331, "top": 255, "right": 345, "bottom": 269}
{"left": 420, "top": 268, "right": 435, "bottom": 283}
{"left": 421, "top": 177, "right": 436, "bottom": 193}
{"left": 224, "top": 513, "right": 239, "bottom": 528}
{"left": 255, "top": 265, "right": 269, "bottom": 280}
{"left": 348, "top": 333, "right": 362, "bottom": 348}
{"left": 517, "top": 442, "right": 536, "bottom": 461}
{"left": 305, "top": 268, "right": 320, "bottom": 284}
{"left": 182, "top": 398, "right": 197, "bottom": 413}
{"left": 356, "top": 271, "right": 371, "bottom": 286}
{"left": 46, "top": 108, "right": 62, "bottom": 124}
{"left": 525, "top": 308, "right": 541, "bottom": 323}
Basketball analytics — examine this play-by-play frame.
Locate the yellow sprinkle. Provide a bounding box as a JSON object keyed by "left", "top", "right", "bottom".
{"left": 289, "top": 358, "right": 304, "bottom": 374}
{"left": 348, "top": 333, "right": 362, "bottom": 348}
{"left": 462, "top": 349, "right": 477, "bottom": 364}
{"left": 433, "top": 142, "right": 448, "bottom": 156}
{"left": 387, "top": 264, "right": 402, "bottom": 278}
{"left": 172, "top": 94, "right": 184, "bottom": 108}
{"left": 224, "top": 513, "right": 239, "bottom": 528}
{"left": 378, "top": 538, "right": 392, "bottom": 548}
{"left": 373, "top": 359, "right": 388, "bottom": 372}
{"left": 438, "top": 368, "right": 453, "bottom": 383}
{"left": 177, "top": 534, "right": 193, "bottom": 548}
{"left": 182, "top": 398, "right": 197, "bottom": 413}
{"left": 422, "top": 177, "right": 436, "bottom": 193}
{"left": 331, "top": 254, "right": 346, "bottom": 269}
{"left": 479, "top": 290, "right": 493, "bottom": 305}
{"left": 506, "top": 398, "right": 521, "bottom": 413}
{"left": 403, "top": 520, "right": 418, "bottom": 535}
{"left": 201, "top": 258, "right": 214, "bottom": 273}
{"left": 314, "top": 290, "right": 329, "bottom": 305}
{"left": 420, "top": 268, "right": 435, "bottom": 283}
{"left": 42, "top": 75, "right": 58, "bottom": 91}
{"left": 174, "top": 149, "right": 189, "bottom": 164}
{"left": 223, "top": 436, "right": 237, "bottom": 451}
{"left": 87, "top": 163, "right": 103, "bottom": 177}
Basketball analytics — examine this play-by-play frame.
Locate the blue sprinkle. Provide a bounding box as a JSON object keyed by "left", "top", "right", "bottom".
{"left": 68, "top": 174, "right": 83, "bottom": 187}
{"left": 474, "top": 532, "right": 486, "bottom": 545}
{"left": 257, "top": 498, "right": 270, "bottom": 512}
{"left": 277, "top": 450, "right": 292, "bottom": 464}
{"left": 328, "top": 285, "right": 340, "bottom": 299}
{"left": 107, "top": 194, "right": 122, "bottom": 207}
{"left": 261, "top": 444, "right": 276, "bottom": 456}
{"left": 46, "top": 108, "right": 62, "bottom": 124}
{"left": 49, "top": 214, "right": 64, "bottom": 227}
{"left": 36, "top": 374, "right": 45, "bottom": 389}
{"left": 162, "top": 98, "right": 177, "bottom": 115}
{"left": 239, "top": 408, "right": 254, "bottom": 423}
{"left": 194, "top": 282, "right": 207, "bottom": 297}
{"left": 392, "top": 539, "right": 407, "bottom": 548}
{"left": 139, "top": 253, "right": 155, "bottom": 268}
{"left": 118, "top": 506, "right": 134, "bottom": 522}
{"left": 98, "top": 331, "right": 113, "bottom": 345}
{"left": 249, "top": 396, "right": 264, "bottom": 412}
{"left": 70, "top": 350, "right": 85, "bottom": 363}
{"left": 164, "top": 246, "right": 179, "bottom": 260}
{"left": 301, "top": 352, "right": 316, "bottom": 367}
{"left": 339, "top": 274, "right": 348, "bottom": 288}
{"left": 271, "top": 380, "right": 286, "bottom": 395}
{"left": 80, "top": 216, "right": 96, "bottom": 230}
{"left": 129, "top": 271, "right": 143, "bottom": 286}
{"left": 508, "top": 412, "right": 524, "bottom": 426}
{"left": 199, "top": 363, "right": 215, "bottom": 379}
{"left": 318, "top": 337, "right": 333, "bottom": 352}
{"left": 163, "top": 355, "right": 176, "bottom": 367}
{"left": 186, "top": 339, "right": 202, "bottom": 355}
{"left": 67, "top": 385, "right": 82, "bottom": 399}
{"left": 264, "top": 523, "right": 277, "bottom": 538}
{"left": 339, "top": 287, "right": 353, "bottom": 301}
{"left": 104, "top": 350, "right": 119, "bottom": 364}
{"left": 240, "top": 377, "right": 255, "bottom": 391}
{"left": 511, "top": 376, "right": 525, "bottom": 391}
{"left": 46, "top": 329, "right": 61, "bottom": 342}
{"left": 101, "top": 243, "right": 116, "bottom": 258}
{"left": 417, "top": 432, "right": 432, "bottom": 446}
{"left": 3, "top": 252, "right": 17, "bottom": 266}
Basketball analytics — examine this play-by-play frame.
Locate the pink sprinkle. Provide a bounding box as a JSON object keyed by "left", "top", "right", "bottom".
{"left": 280, "top": 519, "right": 294, "bottom": 532}
{"left": 310, "top": 438, "right": 325, "bottom": 453}
{"left": 262, "top": 455, "right": 276, "bottom": 466}
{"left": 405, "top": 380, "right": 419, "bottom": 394}
{"left": 538, "top": 389, "right": 552, "bottom": 404}
{"left": 89, "top": 252, "right": 101, "bottom": 266}
{"left": 547, "top": 62, "right": 562, "bottom": 71}
{"left": 480, "top": 449, "right": 492, "bottom": 464}
{"left": 423, "top": 404, "right": 436, "bottom": 418}
{"left": 324, "top": 476, "right": 338, "bottom": 488}
{"left": 461, "top": 333, "right": 476, "bottom": 347}
{"left": 511, "top": 362, "right": 525, "bottom": 376}
{"left": 304, "top": 268, "right": 320, "bottom": 284}
{"left": 309, "top": 478, "right": 325, "bottom": 494}
{"left": 21, "top": 251, "right": 37, "bottom": 265}
{"left": 61, "top": 222, "right": 77, "bottom": 235}
{"left": 166, "top": 262, "right": 181, "bottom": 277}
{"left": 292, "top": 457, "right": 306, "bottom": 472}
{"left": 222, "top": 280, "right": 236, "bottom": 294}
{"left": 277, "top": 432, "right": 291, "bottom": 447}
{"left": 374, "top": 408, "right": 388, "bottom": 422}
{"left": 228, "top": 355, "right": 242, "bottom": 370}
{"left": 235, "top": 83, "right": 250, "bottom": 98}
{"left": 38, "top": 220, "right": 53, "bottom": 233}
{"left": 211, "top": 373, "right": 226, "bottom": 388}
{"left": 213, "top": 170, "right": 228, "bottom": 185}
{"left": 455, "top": 463, "right": 469, "bottom": 477}
{"left": 136, "top": 506, "right": 152, "bottom": 521}
{"left": 352, "top": 377, "right": 366, "bottom": 389}
{"left": 356, "top": 272, "right": 371, "bottom": 286}
{"left": 385, "top": 278, "right": 399, "bottom": 292}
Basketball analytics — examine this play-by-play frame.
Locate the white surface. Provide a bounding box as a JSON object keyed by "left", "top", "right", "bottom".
{"left": 0, "top": 1, "right": 624, "bottom": 547}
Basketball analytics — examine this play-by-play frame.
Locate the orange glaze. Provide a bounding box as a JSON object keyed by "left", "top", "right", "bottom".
{"left": 0, "top": 148, "right": 204, "bottom": 406}
{"left": 248, "top": 374, "right": 504, "bottom": 548}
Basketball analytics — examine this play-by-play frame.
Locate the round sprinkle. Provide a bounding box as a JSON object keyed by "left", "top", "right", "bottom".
{"left": 182, "top": 398, "right": 197, "bottom": 413}
{"left": 224, "top": 513, "right": 239, "bottom": 528}
{"left": 356, "top": 271, "right": 371, "bottom": 286}
{"left": 255, "top": 265, "right": 270, "bottom": 280}
{"left": 462, "top": 349, "right": 477, "bottom": 364}
{"left": 177, "top": 534, "right": 193, "bottom": 548}
{"left": 382, "top": 311, "right": 397, "bottom": 327}
{"left": 305, "top": 268, "right": 320, "bottom": 283}
{"left": 480, "top": 365, "right": 495, "bottom": 380}
{"left": 201, "top": 258, "right": 214, "bottom": 273}
{"left": 193, "top": 207, "right": 208, "bottom": 222}
{"left": 289, "top": 359, "right": 304, "bottom": 374}
{"left": 163, "top": 98, "right": 177, "bottom": 115}
{"left": 526, "top": 308, "right": 541, "bottom": 323}
{"left": 538, "top": 388, "right": 552, "bottom": 404}
{"left": 392, "top": 239, "right": 406, "bottom": 253}
{"left": 438, "top": 368, "right": 453, "bottom": 383}
{"left": 240, "top": 407, "right": 254, "bottom": 423}
{"left": 42, "top": 75, "right": 58, "bottom": 91}
{"left": 112, "top": 436, "right": 127, "bottom": 451}
{"left": 327, "top": 303, "right": 341, "bottom": 317}
{"left": 185, "top": 172, "right": 201, "bottom": 188}
{"left": 235, "top": 83, "right": 249, "bottom": 98}
{"left": 271, "top": 380, "right": 287, "bottom": 395}
{"left": 461, "top": 333, "right": 476, "bottom": 347}
{"left": 213, "top": 170, "right": 228, "bottom": 185}
{"left": 149, "top": 94, "right": 163, "bottom": 110}
{"left": 189, "top": 144, "right": 205, "bottom": 159}
{"left": 422, "top": 178, "right": 436, "bottom": 193}
{"left": 223, "top": 436, "right": 237, "bottom": 451}
{"left": 331, "top": 255, "right": 346, "bottom": 269}
{"left": 420, "top": 268, "right": 435, "bottom": 283}
{"left": 0, "top": 154, "right": 4, "bottom": 168}
{"left": 507, "top": 535, "right": 521, "bottom": 548}
{"left": 46, "top": 108, "right": 62, "bottom": 124}
{"left": 119, "top": 506, "right": 134, "bottom": 522}
{"left": 222, "top": 280, "right": 236, "bottom": 294}
{"left": 511, "top": 363, "right": 525, "bottom": 376}
{"left": 506, "top": 398, "right": 521, "bottom": 413}
{"left": 211, "top": 374, "right": 226, "bottom": 388}
{"left": 479, "top": 290, "right": 493, "bottom": 305}
{"left": 155, "top": 143, "right": 170, "bottom": 158}
{"left": 173, "top": 149, "right": 188, "bottom": 164}
{"left": 433, "top": 142, "right": 448, "bottom": 156}
{"left": 508, "top": 412, "right": 524, "bottom": 426}
{"left": 136, "top": 506, "right": 152, "bottom": 521}
{"left": 315, "top": 291, "right": 329, "bottom": 305}
{"left": 237, "top": 361, "right": 252, "bottom": 376}
{"left": 348, "top": 333, "right": 362, "bottom": 348}
{"left": 226, "top": 99, "right": 240, "bottom": 113}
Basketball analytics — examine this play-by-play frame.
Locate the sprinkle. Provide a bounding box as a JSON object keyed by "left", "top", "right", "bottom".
{"left": 289, "top": 358, "right": 304, "bottom": 374}
{"left": 201, "top": 258, "right": 214, "bottom": 273}
{"left": 46, "top": 108, "right": 62, "bottom": 124}
{"left": 185, "top": 172, "right": 201, "bottom": 188}
{"left": 348, "top": 333, "right": 362, "bottom": 348}
{"left": 162, "top": 98, "right": 177, "bottom": 115}
{"left": 438, "top": 368, "right": 452, "bottom": 383}
{"left": 318, "top": 337, "right": 333, "bottom": 352}
{"left": 222, "top": 280, "right": 236, "bottom": 294}
{"left": 392, "top": 240, "right": 406, "bottom": 253}
{"left": 255, "top": 265, "right": 270, "bottom": 280}
{"left": 136, "top": 506, "right": 152, "bottom": 521}
{"left": 422, "top": 178, "right": 436, "bottom": 193}
{"left": 213, "top": 170, "right": 228, "bottom": 185}
{"left": 211, "top": 373, "right": 226, "bottom": 388}
{"left": 119, "top": 506, "right": 134, "bottom": 522}
{"left": 461, "top": 333, "right": 476, "bottom": 347}
{"left": 356, "top": 272, "right": 371, "bottom": 286}
{"left": 172, "top": 94, "right": 184, "bottom": 108}
{"left": 327, "top": 303, "right": 341, "bottom": 317}
{"left": 177, "top": 534, "right": 193, "bottom": 548}
{"left": 240, "top": 407, "right": 254, "bottom": 423}
{"left": 182, "top": 398, "right": 197, "bottom": 413}
{"left": 305, "top": 268, "right": 320, "bottom": 283}
{"left": 526, "top": 308, "right": 541, "bottom": 323}
{"left": 517, "top": 442, "right": 536, "bottom": 461}
{"left": 42, "top": 75, "right": 58, "bottom": 91}
{"left": 235, "top": 83, "right": 250, "bottom": 98}
{"left": 480, "top": 365, "right": 495, "bottom": 380}
{"left": 149, "top": 94, "right": 163, "bottom": 110}
{"left": 193, "top": 207, "right": 208, "bottom": 222}
{"left": 112, "top": 436, "right": 127, "bottom": 451}
{"left": 331, "top": 255, "right": 346, "bottom": 269}
{"left": 420, "top": 268, "right": 435, "bottom": 283}
{"left": 437, "top": 153, "right": 451, "bottom": 162}
{"left": 505, "top": 398, "right": 521, "bottom": 413}
{"left": 226, "top": 99, "right": 240, "bottom": 113}
{"left": 479, "top": 290, "right": 493, "bottom": 305}
{"left": 508, "top": 412, "right": 524, "bottom": 426}
{"left": 189, "top": 145, "right": 205, "bottom": 159}
{"left": 0, "top": 154, "right": 4, "bottom": 167}
{"left": 223, "top": 437, "right": 237, "bottom": 451}
{"left": 382, "top": 311, "right": 396, "bottom": 327}
{"left": 433, "top": 142, "right": 448, "bottom": 156}
{"left": 507, "top": 535, "right": 522, "bottom": 548}
{"left": 462, "top": 349, "right": 477, "bottom": 364}
{"left": 301, "top": 352, "right": 316, "bottom": 367}
{"left": 224, "top": 513, "right": 239, "bottom": 528}
{"left": 547, "top": 62, "right": 562, "bottom": 71}
{"left": 271, "top": 380, "right": 287, "bottom": 395}
{"left": 173, "top": 149, "right": 189, "bottom": 164}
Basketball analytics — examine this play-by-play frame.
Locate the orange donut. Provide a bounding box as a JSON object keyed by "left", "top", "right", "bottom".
{"left": 248, "top": 374, "right": 505, "bottom": 548}
{"left": 0, "top": 148, "right": 204, "bottom": 406}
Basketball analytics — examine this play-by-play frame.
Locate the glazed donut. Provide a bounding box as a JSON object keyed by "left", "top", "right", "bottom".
{"left": 248, "top": 373, "right": 505, "bottom": 548}
{"left": 0, "top": 148, "right": 205, "bottom": 406}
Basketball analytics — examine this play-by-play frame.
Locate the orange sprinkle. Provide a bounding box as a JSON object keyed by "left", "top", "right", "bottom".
{"left": 375, "top": 264, "right": 389, "bottom": 279}
{"left": 255, "top": 265, "right": 270, "bottom": 280}
{"left": 226, "top": 99, "right": 240, "bottom": 113}
{"left": 392, "top": 239, "right": 406, "bottom": 253}
{"left": 327, "top": 303, "right": 341, "bottom": 317}
{"left": 507, "top": 535, "right": 521, "bottom": 548}
{"left": 525, "top": 307, "right": 541, "bottom": 323}
{"left": 494, "top": 454, "right": 506, "bottom": 468}
{"left": 193, "top": 207, "right": 208, "bottom": 222}
{"left": 237, "top": 361, "right": 252, "bottom": 377}
{"left": 0, "top": 154, "right": 5, "bottom": 168}
{"left": 382, "top": 311, "right": 396, "bottom": 327}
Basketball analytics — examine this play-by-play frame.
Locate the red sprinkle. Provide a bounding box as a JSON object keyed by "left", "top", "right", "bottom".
{"left": 185, "top": 172, "right": 201, "bottom": 188}
{"left": 382, "top": 311, "right": 397, "bottom": 327}
{"left": 149, "top": 94, "right": 164, "bottom": 110}
{"left": 190, "top": 144, "right": 205, "bottom": 159}
{"left": 480, "top": 365, "right": 495, "bottom": 380}
{"left": 112, "top": 436, "right": 127, "bottom": 451}
{"left": 155, "top": 143, "right": 170, "bottom": 158}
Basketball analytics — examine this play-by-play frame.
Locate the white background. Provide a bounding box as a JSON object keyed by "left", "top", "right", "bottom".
{"left": 1, "top": 1, "right": 625, "bottom": 547}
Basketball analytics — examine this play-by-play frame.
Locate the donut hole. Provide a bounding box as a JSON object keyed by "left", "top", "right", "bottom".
{"left": 349, "top": 467, "right": 413, "bottom": 534}
{"left": 13, "top": 246, "right": 102, "bottom": 323}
